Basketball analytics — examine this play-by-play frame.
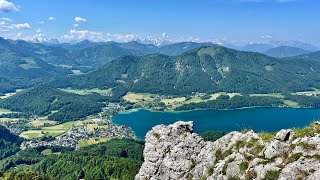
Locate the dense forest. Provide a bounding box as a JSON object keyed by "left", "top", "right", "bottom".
{"left": 0, "top": 139, "right": 144, "bottom": 180}
{"left": 0, "top": 126, "right": 22, "bottom": 160}
{"left": 0, "top": 86, "right": 108, "bottom": 122}
{"left": 175, "top": 95, "right": 284, "bottom": 110}
{"left": 50, "top": 46, "right": 320, "bottom": 96}
{"left": 0, "top": 170, "right": 52, "bottom": 180}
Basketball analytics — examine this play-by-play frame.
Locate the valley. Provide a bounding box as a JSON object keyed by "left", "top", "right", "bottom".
{"left": 0, "top": 36, "right": 320, "bottom": 180}
{"left": 1, "top": 1, "right": 320, "bottom": 179}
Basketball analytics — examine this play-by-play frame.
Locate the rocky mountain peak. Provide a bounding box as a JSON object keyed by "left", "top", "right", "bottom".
{"left": 135, "top": 121, "right": 320, "bottom": 180}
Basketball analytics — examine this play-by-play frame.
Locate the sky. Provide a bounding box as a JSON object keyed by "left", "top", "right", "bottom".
{"left": 0, "top": 0, "right": 319, "bottom": 46}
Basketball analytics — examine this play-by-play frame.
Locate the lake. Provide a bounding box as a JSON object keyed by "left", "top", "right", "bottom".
{"left": 111, "top": 108, "right": 320, "bottom": 139}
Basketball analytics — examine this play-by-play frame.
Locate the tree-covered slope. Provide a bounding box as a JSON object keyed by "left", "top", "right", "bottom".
{"left": 0, "top": 126, "right": 22, "bottom": 160}
{"left": 54, "top": 46, "right": 320, "bottom": 95}
{"left": 0, "top": 86, "right": 108, "bottom": 122}
{"left": 0, "top": 49, "right": 71, "bottom": 79}
{"left": 264, "top": 46, "right": 312, "bottom": 58}
{"left": 68, "top": 44, "right": 142, "bottom": 68}
{"left": 0, "top": 139, "right": 144, "bottom": 180}
{"left": 0, "top": 45, "right": 72, "bottom": 93}
{"left": 158, "top": 42, "right": 215, "bottom": 56}
{"left": 0, "top": 37, "right": 141, "bottom": 70}
{"left": 295, "top": 51, "right": 320, "bottom": 62}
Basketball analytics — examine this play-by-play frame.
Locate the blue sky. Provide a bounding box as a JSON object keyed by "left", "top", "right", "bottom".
{"left": 0, "top": 0, "right": 319, "bottom": 45}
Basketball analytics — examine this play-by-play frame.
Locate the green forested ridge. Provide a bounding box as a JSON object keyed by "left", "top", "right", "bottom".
{"left": 0, "top": 77, "right": 34, "bottom": 94}
{"left": 0, "top": 86, "right": 107, "bottom": 122}
{"left": 0, "top": 38, "right": 220, "bottom": 94}
{"left": 157, "top": 42, "right": 215, "bottom": 56}
{"left": 0, "top": 37, "right": 217, "bottom": 73}
{"left": 0, "top": 126, "right": 22, "bottom": 160}
{"left": 0, "top": 170, "right": 53, "bottom": 180}
{"left": 0, "top": 38, "right": 72, "bottom": 94}
{"left": 53, "top": 46, "right": 320, "bottom": 95}
{"left": 67, "top": 44, "right": 142, "bottom": 68}
{"left": 263, "top": 46, "right": 312, "bottom": 58}
{"left": 295, "top": 51, "right": 320, "bottom": 62}
{"left": 175, "top": 95, "right": 284, "bottom": 110}
{"left": 0, "top": 139, "right": 144, "bottom": 180}
{"left": 2, "top": 45, "right": 320, "bottom": 121}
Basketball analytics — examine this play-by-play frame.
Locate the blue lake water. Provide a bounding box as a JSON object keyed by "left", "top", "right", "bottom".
{"left": 111, "top": 108, "right": 320, "bottom": 139}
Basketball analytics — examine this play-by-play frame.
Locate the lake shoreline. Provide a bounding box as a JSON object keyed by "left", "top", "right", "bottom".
{"left": 116, "top": 105, "right": 313, "bottom": 115}
{"left": 111, "top": 107, "right": 320, "bottom": 139}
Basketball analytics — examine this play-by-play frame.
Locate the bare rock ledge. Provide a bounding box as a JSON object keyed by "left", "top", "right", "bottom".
{"left": 135, "top": 121, "right": 320, "bottom": 180}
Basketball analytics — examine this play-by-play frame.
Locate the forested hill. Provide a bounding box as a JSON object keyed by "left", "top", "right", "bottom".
{"left": 0, "top": 86, "right": 108, "bottom": 122}
{"left": 0, "top": 139, "right": 144, "bottom": 180}
{"left": 263, "top": 46, "right": 312, "bottom": 58}
{"left": 0, "top": 49, "right": 70, "bottom": 79}
{"left": 53, "top": 46, "right": 320, "bottom": 95}
{"left": 0, "top": 126, "right": 22, "bottom": 160}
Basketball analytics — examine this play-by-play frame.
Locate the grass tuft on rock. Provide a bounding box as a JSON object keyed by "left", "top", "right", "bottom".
{"left": 293, "top": 122, "right": 320, "bottom": 138}
{"left": 239, "top": 161, "right": 249, "bottom": 172}
{"left": 264, "top": 170, "right": 280, "bottom": 180}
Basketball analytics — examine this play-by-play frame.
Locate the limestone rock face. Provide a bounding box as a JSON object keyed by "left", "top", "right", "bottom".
{"left": 135, "top": 121, "right": 320, "bottom": 180}
{"left": 275, "top": 129, "right": 294, "bottom": 141}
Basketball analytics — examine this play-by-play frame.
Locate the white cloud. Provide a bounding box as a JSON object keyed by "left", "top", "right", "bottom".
{"left": 74, "top": 17, "right": 86, "bottom": 22}
{"left": 36, "top": 28, "right": 42, "bottom": 33}
{"left": 48, "top": 17, "right": 56, "bottom": 20}
{"left": 12, "top": 23, "right": 30, "bottom": 29}
{"left": 73, "top": 24, "right": 79, "bottom": 27}
{"left": 0, "top": 0, "right": 18, "bottom": 12}
{"left": 0, "top": 21, "right": 5, "bottom": 25}
{"left": 39, "top": 21, "right": 45, "bottom": 24}
{"left": 0, "top": 17, "right": 12, "bottom": 22}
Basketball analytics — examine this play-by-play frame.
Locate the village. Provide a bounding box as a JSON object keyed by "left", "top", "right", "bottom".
{"left": 0, "top": 102, "right": 135, "bottom": 149}
{"left": 22, "top": 119, "right": 134, "bottom": 149}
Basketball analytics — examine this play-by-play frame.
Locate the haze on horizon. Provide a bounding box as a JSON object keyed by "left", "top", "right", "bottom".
{"left": 0, "top": 0, "right": 319, "bottom": 46}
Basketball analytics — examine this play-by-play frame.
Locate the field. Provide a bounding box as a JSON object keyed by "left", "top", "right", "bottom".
{"left": 87, "top": 123, "right": 99, "bottom": 132}
{"left": 30, "top": 120, "right": 56, "bottom": 127}
{"left": 74, "top": 120, "right": 85, "bottom": 127}
{"left": 122, "top": 92, "right": 245, "bottom": 110}
{"left": 283, "top": 100, "right": 300, "bottom": 108}
{"left": 59, "top": 88, "right": 112, "bottom": 96}
{"left": 41, "top": 149, "right": 62, "bottom": 155}
{"left": 20, "top": 121, "right": 74, "bottom": 139}
{"left": 71, "top": 70, "right": 83, "bottom": 75}
{"left": 293, "top": 89, "right": 320, "bottom": 96}
{"left": 0, "top": 108, "right": 12, "bottom": 115}
{"left": 250, "top": 93, "right": 285, "bottom": 98}
{"left": 121, "top": 91, "right": 315, "bottom": 110}
{"left": 20, "top": 130, "right": 44, "bottom": 139}
{"left": 77, "top": 137, "right": 110, "bottom": 147}
{"left": 0, "top": 89, "right": 24, "bottom": 99}
{"left": 123, "top": 92, "right": 156, "bottom": 103}
{"left": 161, "top": 97, "right": 186, "bottom": 105}
{"left": 0, "top": 118, "right": 19, "bottom": 123}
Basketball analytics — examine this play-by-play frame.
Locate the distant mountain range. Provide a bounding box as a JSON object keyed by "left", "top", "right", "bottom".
{"left": 26, "top": 36, "right": 319, "bottom": 53}
{"left": 1, "top": 36, "right": 320, "bottom": 95}
{"left": 242, "top": 40, "right": 318, "bottom": 53}
{"left": 263, "top": 46, "right": 312, "bottom": 58}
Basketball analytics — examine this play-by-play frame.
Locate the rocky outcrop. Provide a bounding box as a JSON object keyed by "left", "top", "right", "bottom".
{"left": 135, "top": 121, "right": 320, "bottom": 180}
